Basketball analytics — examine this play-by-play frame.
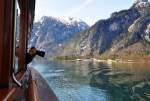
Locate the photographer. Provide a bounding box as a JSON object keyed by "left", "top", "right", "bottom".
{"left": 26, "top": 47, "right": 45, "bottom": 64}
{"left": 15, "top": 47, "right": 45, "bottom": 64}
{"left": 26, "top": 47, "right": 37, "bottom": 64}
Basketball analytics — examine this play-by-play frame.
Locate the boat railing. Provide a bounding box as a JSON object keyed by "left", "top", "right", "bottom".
{"left": 28, "top": 70, "right": 40, "bottom": 101}
{"left": 0, "top": 69, "right": 41, "bottom": 101}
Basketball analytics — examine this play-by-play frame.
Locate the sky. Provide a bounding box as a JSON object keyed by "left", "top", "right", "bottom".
{"left": 35, "top": 0, "right": 135, "bottom": 26}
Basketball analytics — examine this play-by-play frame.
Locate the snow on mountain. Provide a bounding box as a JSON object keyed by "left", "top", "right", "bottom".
{"left": 29, "top": 16, "right": 89, "bottom": 56}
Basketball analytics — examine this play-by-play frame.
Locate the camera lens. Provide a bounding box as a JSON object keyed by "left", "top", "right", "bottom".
{"left": 36, "top": 50, "right": 45, "bottom": 57}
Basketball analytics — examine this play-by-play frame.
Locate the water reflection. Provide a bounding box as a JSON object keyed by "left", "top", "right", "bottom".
{"left": 89, "top": 62, "right": 150, "bottom": 101}
{"left": 33, "top": 60, "right": 150, "bottom": 101}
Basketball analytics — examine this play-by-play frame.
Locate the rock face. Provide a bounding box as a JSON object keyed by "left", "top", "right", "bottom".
{"left": 29, "top": 16, "right": 89, "bottom": 56}
{"left": 133, "top": 0, "right": 150, "bottom": 15}
{"left": 61, "top": 0, "right": 150, "bottom": 58}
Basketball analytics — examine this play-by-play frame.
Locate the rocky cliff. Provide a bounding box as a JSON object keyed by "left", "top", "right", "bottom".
{"left": 29, "top": 16, "right": 89, "bottom": 56}
{"left": 60, "top": 0, "right": 150, "bottom": 59}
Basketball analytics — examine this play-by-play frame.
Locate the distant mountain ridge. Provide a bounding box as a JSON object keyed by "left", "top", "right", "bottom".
{"left": 60, "top": 0, "right": 150, "bottom": 59}
{"left": 29, "top": 16, "right": 89, "bottom": 56}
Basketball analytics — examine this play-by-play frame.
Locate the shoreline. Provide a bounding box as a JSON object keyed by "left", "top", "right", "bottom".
{"left": 54, "top": 57, "right": 150, "bottom": 64}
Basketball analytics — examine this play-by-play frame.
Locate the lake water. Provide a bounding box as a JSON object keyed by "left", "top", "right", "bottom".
{"left": 32, "top": 59, "right": 150, "bottom": 101}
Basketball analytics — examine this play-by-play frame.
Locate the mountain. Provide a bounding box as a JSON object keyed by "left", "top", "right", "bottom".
{"left": 29, "top": 16, "right": 89, "bottom": 56}
{"left": 60, "top": 0, "right": 150, "bottom": 59}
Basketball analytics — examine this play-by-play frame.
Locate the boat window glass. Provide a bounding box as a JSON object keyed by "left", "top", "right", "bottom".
{"left": 13, "top": 0, "right": 20, "bottom": 74}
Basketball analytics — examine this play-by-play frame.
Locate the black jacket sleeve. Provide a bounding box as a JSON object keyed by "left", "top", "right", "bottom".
{"left": 26, "top": 53, "right": 33, "bottom": 64}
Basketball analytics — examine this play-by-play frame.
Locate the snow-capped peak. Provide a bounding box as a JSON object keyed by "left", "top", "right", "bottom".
{"left": 56, "top": 16, "right": 84, "bottom": 25}
{"left": 37, "top": 16, "right": 89, "bottom": 30}
{"left": 134, "top": 0, "right": 148, "bottom": 4}
{"left": 134, "top": 0, "right": 150, "bottom": 7}
{"left": 38, "top": 16, "right": 88, "bottom": 27}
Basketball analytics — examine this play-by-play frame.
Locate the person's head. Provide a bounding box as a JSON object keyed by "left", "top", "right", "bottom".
{"left": 29, "top": 47, "right": 37, "bottom": 57}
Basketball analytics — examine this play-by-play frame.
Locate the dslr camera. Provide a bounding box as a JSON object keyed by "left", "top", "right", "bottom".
{"left": 36, "top": 50, "right": 45, "bottom": 57}
{"left": 30, "top": 47, "right": 45, "bottom": 57}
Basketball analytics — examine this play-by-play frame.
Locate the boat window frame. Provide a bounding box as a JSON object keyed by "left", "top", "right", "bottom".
{"left": 13, "top": 0, "right": 21, "bottom": 74}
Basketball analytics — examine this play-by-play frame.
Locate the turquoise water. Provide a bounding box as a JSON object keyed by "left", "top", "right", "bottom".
{"left": 33, "top": 60, "right": 150, "bottom": 101}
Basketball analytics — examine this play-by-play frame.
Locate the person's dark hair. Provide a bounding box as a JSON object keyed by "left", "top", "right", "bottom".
{"left": 31, "top": 46, "right": 36, "bottom": 49}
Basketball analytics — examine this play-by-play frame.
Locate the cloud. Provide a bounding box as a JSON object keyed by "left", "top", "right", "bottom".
{"left": 65, "top": 0, "right": 94, "bottom": 16}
